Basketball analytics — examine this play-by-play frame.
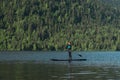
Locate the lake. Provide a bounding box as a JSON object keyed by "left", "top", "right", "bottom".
{"left": 0, "top": 51, "right": 120, "bottom": 80}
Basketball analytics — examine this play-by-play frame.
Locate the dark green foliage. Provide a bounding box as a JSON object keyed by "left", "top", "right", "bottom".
{"left": 0, "top": 0, "right": 120, "bottom": 51}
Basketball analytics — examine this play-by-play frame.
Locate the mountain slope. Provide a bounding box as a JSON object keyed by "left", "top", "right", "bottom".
{"left": 0, "top": 0, "right": 120, "bottom": 51}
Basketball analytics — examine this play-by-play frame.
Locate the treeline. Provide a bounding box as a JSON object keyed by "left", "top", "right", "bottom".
{"left": 0, "top": 0, "right": 120, "bottom": 51}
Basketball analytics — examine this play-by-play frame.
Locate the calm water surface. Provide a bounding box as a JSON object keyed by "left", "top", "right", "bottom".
{"left": 0, "top": 51, "right": 120, "bottom": 80}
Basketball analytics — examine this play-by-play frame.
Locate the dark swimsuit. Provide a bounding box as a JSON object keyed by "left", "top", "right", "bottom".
{"left": 67, "top": 45, "right": 72, "bottom": 59}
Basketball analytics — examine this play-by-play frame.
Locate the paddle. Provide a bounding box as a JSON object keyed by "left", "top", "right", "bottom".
{"left": 78, "top": 54, "right": 82, "bottom": 57}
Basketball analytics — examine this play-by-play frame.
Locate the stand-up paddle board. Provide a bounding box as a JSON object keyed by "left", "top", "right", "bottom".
{"left": 51, "top": 58, "right": 86, "bottom": 61}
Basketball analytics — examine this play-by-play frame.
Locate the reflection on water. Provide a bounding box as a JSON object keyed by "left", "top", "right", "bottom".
{"left": 0, "top": 61, "right": 120, "bottom": 80}
{"left": 58, "top": 62, "right": 120, "bottom": 80}
{"left": 0, "top": 62, "right": 53, "bottom": 80}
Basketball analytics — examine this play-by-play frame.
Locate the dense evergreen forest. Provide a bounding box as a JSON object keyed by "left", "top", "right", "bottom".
{"left": 0, "top": 0, "right": 120, "bottom": 51}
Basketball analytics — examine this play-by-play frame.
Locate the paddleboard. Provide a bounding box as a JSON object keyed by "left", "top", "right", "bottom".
{"left": 51, "top": 58, "right": 86, "bottom": 61}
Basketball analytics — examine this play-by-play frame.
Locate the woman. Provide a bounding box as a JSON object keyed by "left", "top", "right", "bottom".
{"left": 66, "top": 42, "right": 72, "bottom": 60}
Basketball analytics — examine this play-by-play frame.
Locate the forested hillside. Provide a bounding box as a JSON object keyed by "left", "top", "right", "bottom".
{"left": 0, "top": 0, "right": 120, "bottom": 51}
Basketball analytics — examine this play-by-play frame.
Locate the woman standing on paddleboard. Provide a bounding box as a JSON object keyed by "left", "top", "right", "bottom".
{"left": 66, "top": 42, "right": 72, "bottom": 60}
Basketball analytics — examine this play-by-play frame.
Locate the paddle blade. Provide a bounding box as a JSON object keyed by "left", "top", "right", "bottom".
{"left": 78, "top": 54, "right": 82, "bottom": 57}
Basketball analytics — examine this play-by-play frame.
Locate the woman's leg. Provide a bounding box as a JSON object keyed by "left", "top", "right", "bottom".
{"left": 68, "top": 51, "right": 72, "bottom": 60}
